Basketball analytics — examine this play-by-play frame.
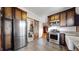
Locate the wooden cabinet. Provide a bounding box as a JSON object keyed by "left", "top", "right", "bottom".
{"left": 48, "top": 8, "right": 75, "bottom": 27}
{"left": 76, "top": 26, "right": 79, "bottom": 32}
{"left": 4, "top": 7, "right": 12, "bottom": 19}
{"left": 66, "top": 8, "right": 75, "bottom": 26}
{"left": 15, "top": 9, "right": 21, "bottom": 20}
{"left": 15, "top": 8, "right": 27, "bottom": 21}
{"left": 54, "top": 14, "right": 59, "bottom": 20}
{"left": 60, "top": 33, "right": 66, "bottom": 46}
{"left": 51, "top": 15, "right": 55, "bottom": 21}
{"left": 49, "top": 14, "right": 60, "bottom": 26}
{"left": 22, "top": 12, "right": 27, "bottom": 20}
{"left": 60, "top": 12, "right": 66, "bottom": 26}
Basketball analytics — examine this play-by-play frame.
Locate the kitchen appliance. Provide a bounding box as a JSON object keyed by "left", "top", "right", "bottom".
{"left": 49, "top": 31, "right": 60, "bottom": 44}
{"left": 14, "top": 20, "right": 27, "bottom": 50}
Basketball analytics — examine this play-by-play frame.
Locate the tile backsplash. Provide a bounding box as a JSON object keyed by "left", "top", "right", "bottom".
{"left": 60, "top": 26, "right": 76, "bottom": 32}
{"left": 48, "top": 26, "right": 76, "bottom": 32}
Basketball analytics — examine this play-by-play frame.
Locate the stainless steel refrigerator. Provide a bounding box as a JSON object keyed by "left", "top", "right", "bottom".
{"left": 14, "top": 20, "right": 27, "bottom": 50}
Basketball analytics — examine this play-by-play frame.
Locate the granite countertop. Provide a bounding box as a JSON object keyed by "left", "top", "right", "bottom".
{"left": 60, "top": 31, "right": 79, "bottom": 37}
{"left": 60, "top": 31, "right": 79, "bottom": 50}
{"left": 71, "top": 36, "right": 79, "bottom": 49}
{"left": 65, "top": 34, "right": 79, "bottom": 50}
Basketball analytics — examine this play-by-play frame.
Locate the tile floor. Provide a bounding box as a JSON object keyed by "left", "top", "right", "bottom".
{"left": 18, "top": 38, "right": 67, "bottom": 51}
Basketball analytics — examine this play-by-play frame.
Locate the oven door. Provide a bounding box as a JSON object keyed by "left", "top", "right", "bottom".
{"left": 49, "top": 33, "right": 60, "bottom": 44}
{"left": 50, "top": 34, "right": 58, "bottom": 40}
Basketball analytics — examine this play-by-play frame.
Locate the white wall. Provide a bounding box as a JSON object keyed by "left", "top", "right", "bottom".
{"left": 39, "top": 16, "right": 48, "bottom": 23}
{"left": 39, "top": 22, "right": 43, "bottom": 38}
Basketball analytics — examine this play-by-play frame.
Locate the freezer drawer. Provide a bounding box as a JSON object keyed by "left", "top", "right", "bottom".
{"left": 14, "top": 36, "right": 26, "bottom": 50}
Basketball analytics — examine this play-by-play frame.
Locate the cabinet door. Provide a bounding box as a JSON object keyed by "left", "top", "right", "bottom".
{"left": 51, "top": 15, "right": 55, "bottom": 21}
{"left": 60, "top": 33, "right": 66, "bottom": 46}
{"left": 22, "top": 12, "right": 27, "bottom": 20}
{"left": 54, "top": 14, "right": 59, "bottom": 20}
{"left": 76, "top": 26, "right": 79, "bottom": 32}
{"left": 15, "top": 9, "right": 21, "bottom": 20}
{"left": 4, "top": 7, "right": 12, "bottom": 19}
{"left": 67, "top": 9, "right": 75, "bottom": 26}
{"left": 60, "top": 12, "right": 66, "bottom": 26}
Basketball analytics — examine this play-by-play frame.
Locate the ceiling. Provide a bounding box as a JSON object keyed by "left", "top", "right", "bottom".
{"left": 25, "top": 7, "right": 72, "bottom": 17}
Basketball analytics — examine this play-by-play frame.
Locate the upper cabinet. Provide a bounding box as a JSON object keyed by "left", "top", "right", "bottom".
{"left": 14, "top": 8, "right": 27, "bottom": 21}
{"left": 66, "top": 8, "right": 75, "bottom": 26}
{"left": 15, "top": 9, "right": 21, "bottom": 20}
{"left": 51, "top": 15, "right": 55, "bottom": 22}
{"left": 60, "top": 12, "right": 66, "bottom": 26}
{"left": 3, "top": 7, "right": 27, "bottom": 21}
{"left": 54, "top": 14, "right": 59, "bottom": 21}
{"left": 48, "top": 8, "right": 76, "bottom": 27}
{"left": 22, "top": 12, "right": 27, "bottom": 20}
{"left": 4, "top": 7, "right": 12, "bottom": 19}
{"left": 49, "top": 14, "right": 60, "bottom": 26}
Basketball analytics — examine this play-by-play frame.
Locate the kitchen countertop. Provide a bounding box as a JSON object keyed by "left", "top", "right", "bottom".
{"left": 68, "top": 36, "right": 79, "bottom": 50}
{"left": 64, "top": 32, "right": 79, "bottom": 50}
{"left": 60, "top": 31, "right": 79, "bottom": 37}
{"left": 60, "top": 31, "right": 79, "bottom": 50}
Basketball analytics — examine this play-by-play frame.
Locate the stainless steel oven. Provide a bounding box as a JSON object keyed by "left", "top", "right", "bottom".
{"left": 49, "top": 32, "right": 60, "bottom": 44}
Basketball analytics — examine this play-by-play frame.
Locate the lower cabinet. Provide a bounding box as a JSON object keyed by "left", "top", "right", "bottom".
{"left": 60, "top": 33, "right": 66, "bottom": 46}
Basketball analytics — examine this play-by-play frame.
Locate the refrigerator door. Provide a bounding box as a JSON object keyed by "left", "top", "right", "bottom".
{"left": 4, "top": 20, "right": 12, "bottom": 50}
{"left": 14, "top": 20, "right": 20, "bottom": 50}
{"left": 19, "top": 21, "right": 26, "bottom": 47}
{"left": 14, "top": 20, "right": 27, "bottom": 50}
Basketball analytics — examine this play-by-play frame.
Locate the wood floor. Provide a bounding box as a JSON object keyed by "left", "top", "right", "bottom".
{"left": 18, "top": 38, "right": 67, "bottom": 51}
{"left": 18, "top": 32, "right": 67, "bottom": 51}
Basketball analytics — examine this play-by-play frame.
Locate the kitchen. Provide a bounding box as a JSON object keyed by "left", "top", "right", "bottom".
{"left": 0, "top": 7, "right": 79, "bottom": 51}
{"left": 19, "top": 7, "right": 79, "bottom": 51}
{"left": 48, "top": 7, "right": 79, "bottom": 51}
